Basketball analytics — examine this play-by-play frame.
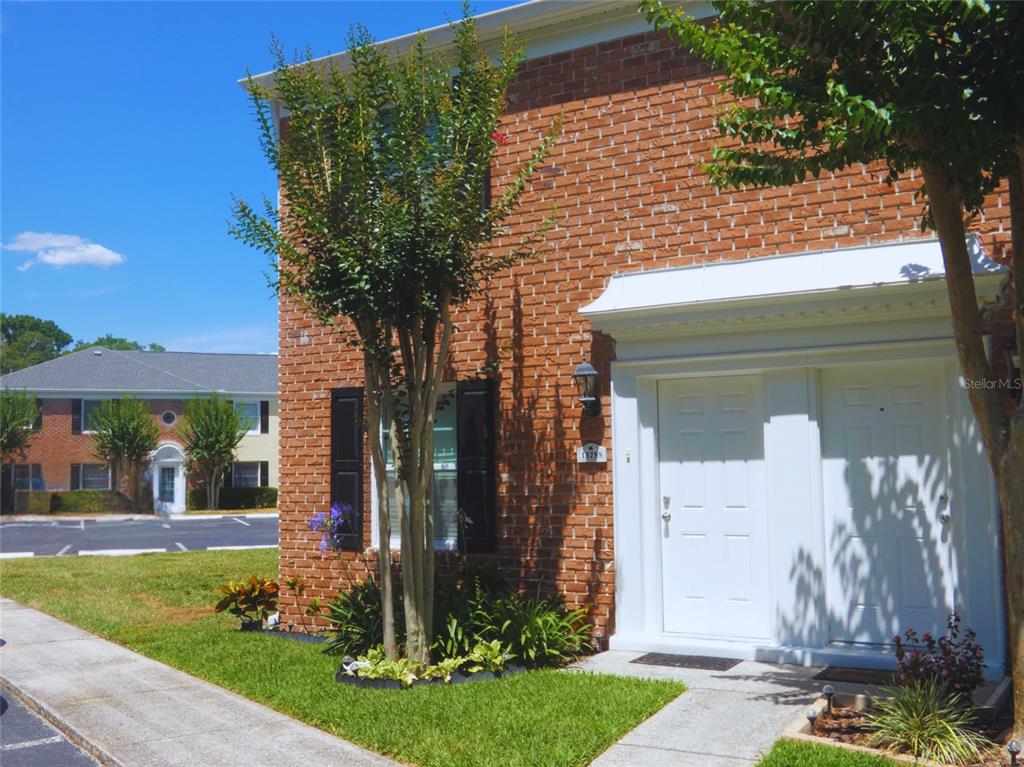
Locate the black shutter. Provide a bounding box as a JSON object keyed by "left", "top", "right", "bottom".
{"left": 259, "top": 461, "right": 269, "bottom": 488}
{"left": 70, "top": 464, "right": 81, "bottom": 491}
{"left": 330, "top": 387, "right": 364, "bottom": 551}
{"left": 71, "top": 399, "right": 82, "bottom": 434}
{"left": 33, "top": 399, "right": 43, "bottom": 431}
{"left": 457, "top": 379, "right": 497, "bottom": 553}
{"left": 30, "top": 464, "right": 42, "bottom": 490}
{"left": 260, "top": 401, "right": 269, "bottom": 434}
{"left": 223, "top": 464, "right": 234, "bottom": 488}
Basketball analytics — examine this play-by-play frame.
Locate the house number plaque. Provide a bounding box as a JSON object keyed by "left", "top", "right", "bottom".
{"left": 576, "top": 443, "right": 607, "bottom": 463}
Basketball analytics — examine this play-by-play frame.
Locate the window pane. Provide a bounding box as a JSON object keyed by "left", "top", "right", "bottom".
{"left": 233, "top": 462, "right": 260, "bottom": 488}
{"left": 433, "top": 470, "right": 458, "bottom": 549}
{"left": 83, "top": 400, "right": 103, "bottom": 431}
{"left": 234, "top": 402, "right": 259, "bottom": 432}
{"left": 14, "top": 464, "right": 31, "bottom": 490}
{"left": 434, "top": 401, "right": 456, "bottom": 464}
{"left": 81, "top": 464, "right": 109, "bottom": 490}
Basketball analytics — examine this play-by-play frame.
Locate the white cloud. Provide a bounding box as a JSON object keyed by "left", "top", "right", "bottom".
{"left": 4, "top": 231, "right": 126, "bottom": 271}
{"left": 164, "top": 323, "right": 278, "bottom": 355}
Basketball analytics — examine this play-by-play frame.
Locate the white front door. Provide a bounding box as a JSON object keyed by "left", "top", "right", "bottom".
{"left": 657, "top": 375, "right": 771, "bottom": 640}
{"left": 821, "top": 361, "right": 954, "bottom": 645}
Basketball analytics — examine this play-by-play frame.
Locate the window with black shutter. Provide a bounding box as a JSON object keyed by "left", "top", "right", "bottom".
{"left": 71, "top": 399, "right": 82, "bottom": 434}
{"left": 259, "top": 461, "right": 269, "bottom": 487}
{"left": 456, "top": 379, "right": 497, "bottom": 553}
{"left": 33, "top": 399, "right": 43, "bottom": 431}
{"left": 70, "top": 463, "right": 82, "bottom": 490}
{"left": 260, "top": 401, "right": 270, "bottom": 434}
{"left": 330, "top": 387, "right": 364, "bottom": 551}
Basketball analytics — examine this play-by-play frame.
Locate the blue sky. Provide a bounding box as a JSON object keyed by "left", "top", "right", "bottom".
{"left": 1, "top": 1, "right": 513, "bottom": 354}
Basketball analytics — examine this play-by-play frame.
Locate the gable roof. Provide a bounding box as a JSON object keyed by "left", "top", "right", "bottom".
{"left": 0, "top": 348, "right": 278, "bottom": 396}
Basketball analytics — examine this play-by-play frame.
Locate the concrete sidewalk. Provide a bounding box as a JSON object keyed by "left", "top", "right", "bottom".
{"left": 577, "top": 651, "right": 870, "bottom": 766}
{"left": 0, "top": 598, "right": 395, "bottom": 767}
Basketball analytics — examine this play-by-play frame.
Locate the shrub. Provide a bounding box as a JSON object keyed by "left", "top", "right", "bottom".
{"left": 51, "top": 490, "right": 133, "bottom": 514}
{"left": 466, "top": 640, "right": 511, "bottom": 674}
{"left": 475, "top": 593, "right": 593, "bottom": 667}
{"left": 189, "top": 486, "right": 277, "bottom": 510}
{"left": 865, "top": 679, "right": 990, "bottom": 765}
{"left": 323, "top": 577, "right": 402, "bottom": 656}
{"left": 892, "top": 613, "right": 985, "bottom": 701}
{"left": 214, "top": 576, "right": 279, "bottom": 629}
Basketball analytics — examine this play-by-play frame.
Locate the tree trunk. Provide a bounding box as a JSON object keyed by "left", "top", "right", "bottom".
{"left": 207, "top": 471, "right": 217, "bottom": 511}
{"left": 1003, "top": 148, "right": 1024, "bottom": 737}
{"left": 923, "top": 160, "right": 1023, "bottom": 734}
{"left": 365, "top": 354, "right": 398, "bottom": 660}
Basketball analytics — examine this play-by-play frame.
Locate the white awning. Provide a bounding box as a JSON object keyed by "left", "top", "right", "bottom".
{"left": 581, "top": 237, "right": 1003, "bottom": 327}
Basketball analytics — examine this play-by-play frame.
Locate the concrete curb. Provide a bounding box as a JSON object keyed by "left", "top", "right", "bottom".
{"left": 0, "top": 512, "right": 278, "bottom": 523}
{"left": 0, "top": 679, "right": 123, "bottom": 767}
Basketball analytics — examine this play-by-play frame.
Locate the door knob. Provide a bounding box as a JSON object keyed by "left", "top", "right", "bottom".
{"left": 661, "top": 511, "right": 671, "bottom": 521}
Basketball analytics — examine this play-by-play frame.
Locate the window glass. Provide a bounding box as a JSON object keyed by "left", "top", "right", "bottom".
{"left": 382, "top": 386, "right": 458, "bottom": 550}
{"left": 82, "top": 400, "right": 104, "bottom": 432}
{"left": 234, "top": 401, "right": 259, "bottom": 434}
{"left": 233, "top": 462, "right": 260, "bottom": 488}
{"left": 81, "top": 464, "right": 110, "bottom": 490}
{"left": 13, "top": 464, "right": 31, "bottom": 490}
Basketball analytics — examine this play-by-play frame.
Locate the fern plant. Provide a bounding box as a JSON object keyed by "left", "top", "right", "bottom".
{"left": 865, "top": 680, "right": 991, "bottom": 765}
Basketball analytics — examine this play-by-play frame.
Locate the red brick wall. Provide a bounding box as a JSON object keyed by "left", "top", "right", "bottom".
{"left": 15, "top": 398, "right": 186, "bottom": 491}
{"left": 276, "top": 29, "right": 1013, "bottom": 638}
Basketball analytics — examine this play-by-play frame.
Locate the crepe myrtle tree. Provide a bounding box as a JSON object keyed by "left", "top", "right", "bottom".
{"left": 643, "top": 0, "right": 1024, "bottom": 731}
{"left": 0, "top": 389, "right": 40, "bottom": 463}
{"left": 231, "top": 9, "right": 558, "bottom": 663}
{"left": 90, "top": 396, "right": 161, "bottom": 511}
{"left": 180, "top": 395, "right": 247, "bottom": 511}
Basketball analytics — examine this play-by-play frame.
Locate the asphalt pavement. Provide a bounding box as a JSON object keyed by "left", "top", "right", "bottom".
{"left": 0, "top": 514, "right": 277, "bottom": 557}
{"left": 0, "top": 688, "right": 99, "bottom": 767}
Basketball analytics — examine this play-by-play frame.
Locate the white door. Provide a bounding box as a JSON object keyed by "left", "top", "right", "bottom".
{"left": 821, "top": 361, "right": 954, "bottom": 645}
{"left": 657, "top": 375, "right": 771, "bottom": 640}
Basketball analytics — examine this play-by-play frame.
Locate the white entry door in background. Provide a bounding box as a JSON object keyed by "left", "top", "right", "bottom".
{"left": 657, "top": 375, "right": 771, "bottom": 640}
{"left": 821, "top": 361, "right": 954, "bottom": 646}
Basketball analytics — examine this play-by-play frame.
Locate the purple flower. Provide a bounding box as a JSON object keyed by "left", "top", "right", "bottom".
{"left": 309, "top": 511, "right": 328, "bottom": 532}
{"left": 319, "top": 535, "right": 329, "bottom": 552}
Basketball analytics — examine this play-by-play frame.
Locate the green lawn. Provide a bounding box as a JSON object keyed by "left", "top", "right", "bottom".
{"left": 756, "top": 740, "right": 900, "bottom": 767}
{"left": 0, "top": 549, "right": 684, "bottom": 767}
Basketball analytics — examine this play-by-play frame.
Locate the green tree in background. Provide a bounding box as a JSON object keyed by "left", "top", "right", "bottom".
{"left": 90, "top": 396, "right": 160, "bottom": 512}
{"left": 180, "top": 395, "right": 246, "bottom": 511}
{"left": 644, "top": 0, "right": 1024, "bottom": 734}
{"left": 0, "top": 314, "right": 73, "bottom": 373}
{"left": 0, "top": 389, "right": 41, "bottom": 463}
{"left": 72, "top": 335, "right": 166, "bottom": 353}
{"left": 231, "top": 9, "right": 558, "bottom": 663}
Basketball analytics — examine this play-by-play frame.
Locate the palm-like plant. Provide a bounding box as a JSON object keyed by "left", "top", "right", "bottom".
{"left": 865, "top": 679, "right": 991, "bottom": 765}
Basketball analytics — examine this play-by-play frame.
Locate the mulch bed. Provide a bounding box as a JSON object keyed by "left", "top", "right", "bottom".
{"left": 812, "top": 704, "right": 1016, "bottom": 766}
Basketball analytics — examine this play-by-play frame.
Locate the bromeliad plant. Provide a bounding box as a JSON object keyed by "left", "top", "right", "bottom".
{"left": 215, "top": 576, "right": 279, "bottom": 630}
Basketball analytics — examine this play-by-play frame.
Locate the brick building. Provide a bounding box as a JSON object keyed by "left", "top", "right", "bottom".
{"left": 259, "top": 1, "right": 1016, "bottom": 677}
{"left": 0, "top": 347, "right": 279, "bottom": 514}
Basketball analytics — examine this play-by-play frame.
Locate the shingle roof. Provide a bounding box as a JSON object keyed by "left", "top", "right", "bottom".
{"left": 0, "top": 348, "right": 278, "bottom": 396}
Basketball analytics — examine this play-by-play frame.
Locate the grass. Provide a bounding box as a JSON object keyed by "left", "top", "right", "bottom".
{"left": 0, "top": 550, "right": 684, "bottom": 767}
{"left": 756, "top": 740, "right": 901, "bottom": 767}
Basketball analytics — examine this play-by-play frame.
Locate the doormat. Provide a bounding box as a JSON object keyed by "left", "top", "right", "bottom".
{"left": 630, "top": 653, "right": 742, "bottom": 671}
{"left": 813, "top": 667, "right": 898, "bottom": 686}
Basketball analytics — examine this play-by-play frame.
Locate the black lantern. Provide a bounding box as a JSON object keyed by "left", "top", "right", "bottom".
{"left": 572, "top": 360, "right": 600, "bottom": 417}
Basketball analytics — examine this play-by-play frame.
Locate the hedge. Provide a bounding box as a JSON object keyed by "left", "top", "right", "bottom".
{"left": 15, "top": 490, "right": 135, "bottom": 514}
{"left": 188, "top": 486, "right": 278, "bottom": 511}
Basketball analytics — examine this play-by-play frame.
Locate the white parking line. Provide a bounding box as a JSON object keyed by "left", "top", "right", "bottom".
{"left": 78, "top": 548, "right": 166, "bottom": 557}
{"left": 56, "top": 544, "right": 72, "bottom": 556}
{"left": 2, "top": 735, "right": 64, "bottom": 752}
{"left": 231, "top": 517, "right": 251, "bottom": 526}
{"left": 206, "top": 545, "right": 276, "bottom": 551}
{"left": 175, "top": 542, "right": 188, "bottom": 552}
{"left": 0, "top": 552, "right": 34, "bottom": 559}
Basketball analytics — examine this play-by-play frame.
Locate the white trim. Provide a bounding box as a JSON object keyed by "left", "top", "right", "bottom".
{"left": 0, "top": 552, "right": 34, "bottom": 559}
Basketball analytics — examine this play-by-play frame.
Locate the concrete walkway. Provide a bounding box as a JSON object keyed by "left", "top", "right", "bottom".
{"left": 577, "top": 651, "right": 868, "bottom": 766}
{"left": 0, "top": 599, "right": 395, "bottom": 767}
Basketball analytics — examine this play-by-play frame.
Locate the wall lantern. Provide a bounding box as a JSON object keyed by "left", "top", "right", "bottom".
{"left": 1004, "top": 335, "right": 1022, "bottom": 402}
{"left": 572, "top": 361, "right": 601, "bottom": 417}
